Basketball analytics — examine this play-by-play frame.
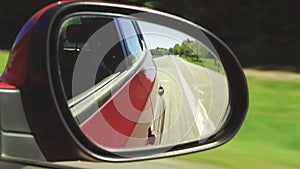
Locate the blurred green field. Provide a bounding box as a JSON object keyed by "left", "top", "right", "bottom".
{"left": 177, "top": 76, "right": 300, "bottom": 169}
{"left": 0, "top": 50, "right": 9, "bottom": 74}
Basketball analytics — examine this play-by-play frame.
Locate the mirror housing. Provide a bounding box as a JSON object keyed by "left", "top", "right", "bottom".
{"left": 0, "top": 1, "right": 248, "bottom": 162}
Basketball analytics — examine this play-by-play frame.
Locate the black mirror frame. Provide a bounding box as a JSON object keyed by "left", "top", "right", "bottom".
{"left": 6, "top": 1, "right": 248, "bottom": 162}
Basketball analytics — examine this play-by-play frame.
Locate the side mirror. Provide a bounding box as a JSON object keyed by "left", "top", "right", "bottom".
{"left": 0, "top": 1, "right": 248, "bottom": 162}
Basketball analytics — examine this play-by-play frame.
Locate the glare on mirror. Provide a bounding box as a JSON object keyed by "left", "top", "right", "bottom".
{"left": 57, "top": 14, "right": 229, "bottom": 150}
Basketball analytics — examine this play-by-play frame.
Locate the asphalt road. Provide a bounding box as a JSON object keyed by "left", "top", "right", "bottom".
{"left": 152, "top": 55, "right": 229, "bottom": 145}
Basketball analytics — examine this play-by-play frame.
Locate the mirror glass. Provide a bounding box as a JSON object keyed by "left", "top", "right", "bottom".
{"left": 56, "top": 14, "right": 229, "bottom": 150}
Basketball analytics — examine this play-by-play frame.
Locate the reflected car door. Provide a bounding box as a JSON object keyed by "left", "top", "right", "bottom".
{"left": 59, "top": 15, "right": 157, "bottom": 148}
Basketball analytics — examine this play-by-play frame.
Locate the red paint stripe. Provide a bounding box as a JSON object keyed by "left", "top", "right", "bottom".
{"left": 0, "top": 82, "right": 16, "bottom": 89}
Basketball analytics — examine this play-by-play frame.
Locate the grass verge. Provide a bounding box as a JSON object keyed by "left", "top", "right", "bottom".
{"left": 177, "top": 76, "right": 300, "bottom": 169}
{"left": 180, "top": 55, "right": 225, "bottom": 73}
{"left": 0, "top": 50, "right": 9, "bottom": 75}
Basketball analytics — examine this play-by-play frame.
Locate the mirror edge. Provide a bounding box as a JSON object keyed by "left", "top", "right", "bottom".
{"left": 45, "top": 1, "right": 249, "bottom": 162}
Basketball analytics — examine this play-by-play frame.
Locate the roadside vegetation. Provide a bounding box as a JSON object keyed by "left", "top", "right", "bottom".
{"left": 151, "top": 39, "right": 224, "bottom": 73}
{"left": 0, "top": 50, "right": 9, "bottom": 75}
{"left": 180, "top": 55, "right": 224, "bottom": 73}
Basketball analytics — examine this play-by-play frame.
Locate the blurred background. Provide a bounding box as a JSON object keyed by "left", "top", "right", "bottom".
{"left": 1, "top": 0, "right": 299, "bottom": 70}
{"left": 0, "top": 0, "right": 299, "bottom": 169}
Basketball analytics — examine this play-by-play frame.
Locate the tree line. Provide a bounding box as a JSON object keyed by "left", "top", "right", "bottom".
{"left": 0, "top": 0, "right": 299, "bottom": 70}
{"left": 151, "top": 39, "right": 210, "bottom": 59}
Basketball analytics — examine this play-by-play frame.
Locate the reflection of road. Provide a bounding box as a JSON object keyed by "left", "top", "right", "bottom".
{"left": 152, "top": 55, "right": 228, "bottom": 145}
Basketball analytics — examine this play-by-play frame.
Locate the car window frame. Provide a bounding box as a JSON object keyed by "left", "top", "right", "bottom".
{"left": 116, "top": 18, "right": 145, "bottom": 68}
{"left": 56, "top": 12, "right": 147, "bottom": 124}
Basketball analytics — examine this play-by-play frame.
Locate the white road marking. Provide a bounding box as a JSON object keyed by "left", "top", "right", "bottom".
{"left": 170, "top": 56, "right": 215, "bottom": 137}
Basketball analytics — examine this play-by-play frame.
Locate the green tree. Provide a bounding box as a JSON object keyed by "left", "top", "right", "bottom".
{"left": 150, "top": 47, "right": 168, "bottom": 56}
{"left": 173, "top": 44, "right": 181, "bottom": 55}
